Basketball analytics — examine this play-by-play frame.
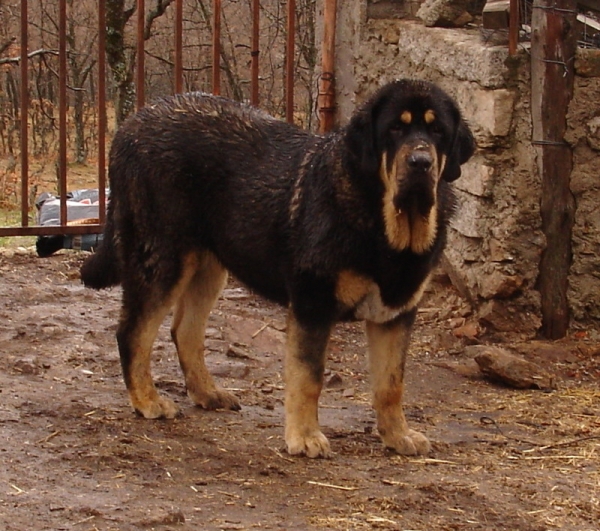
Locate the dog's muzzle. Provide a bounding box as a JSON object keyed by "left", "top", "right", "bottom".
{"left": 394, "top": 146, "right": 437, "bottom": 218}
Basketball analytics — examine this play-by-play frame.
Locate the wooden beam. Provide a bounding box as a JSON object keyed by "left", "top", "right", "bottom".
{"left": 531, "top": 0, "right": 578, "bottom": 339}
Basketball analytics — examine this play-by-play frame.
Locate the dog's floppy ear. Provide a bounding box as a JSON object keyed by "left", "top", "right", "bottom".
{"left": 442, "top": 115, "right": 476, "bottom": 183}
{"left": 345, "top": 98, "right": 384, "bottom": 177}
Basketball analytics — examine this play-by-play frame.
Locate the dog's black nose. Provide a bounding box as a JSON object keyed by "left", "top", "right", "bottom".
{"left": 407, "top": 151, "right": 432, "bottom": 172}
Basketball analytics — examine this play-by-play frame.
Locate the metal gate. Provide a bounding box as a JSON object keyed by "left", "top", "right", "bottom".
{"left": 0, "top": 0, "right": 324, "bottom": 239}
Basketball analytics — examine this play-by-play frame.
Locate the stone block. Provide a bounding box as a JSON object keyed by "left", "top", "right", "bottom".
{"left": 575, "top": 48, "right": 600, "bottom": 78}
{"left": 454, "top": 157, "right": 496, "bottom": 197}
{"left": 586, "top": 116, "right": 600, "bottom": 151}
{"left": 417, "top": 0, "right": 473, "bottom": 28}
{"left": 454, "top": 85, "right": 515, "bottom": 143}
{"left": 393, "top": 20, "right": 509, "bottom": 88}
{"left": 451, "top": 190, "right": 486, "bottom": 238}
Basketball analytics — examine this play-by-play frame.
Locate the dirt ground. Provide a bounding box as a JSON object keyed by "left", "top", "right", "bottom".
{"left": 0, "top": 248, "right": 599, "bottom": 531}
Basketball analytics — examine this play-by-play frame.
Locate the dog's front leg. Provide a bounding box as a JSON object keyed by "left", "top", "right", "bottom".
{"left": 366, "top": 311, "right": 431, "bottom": 455}
{"left": 284, "top": 311, "right": 332, "bottom": 458}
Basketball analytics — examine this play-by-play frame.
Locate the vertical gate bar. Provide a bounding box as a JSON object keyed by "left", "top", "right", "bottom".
{"left": 98, "top": 0, "right": 107, "bottom": 224}
{"left": 175, "top": 0, "right": 183, "bottom": 93}
{"left": 509, "top": 0, "right": 519, "bottom": 56}
{"left": 286, "top": 0, "right": 295, "bottom": 123}
{"left": 212, "top": 0, "right": 221, "bottom": 95}
{"left": 250, "top": 0, "right": 260, "bottom": 106}
{"left": 137, "top": 0, "right": 145, "bottom": 109}
{"left": 20, "top": 0, "right": 29, "bottom": 227}
{"left": 318, "top": 0, "right": 337, "bottom": 134}
{"left": 59, "top": 0, "right": 68, "bottom": 227}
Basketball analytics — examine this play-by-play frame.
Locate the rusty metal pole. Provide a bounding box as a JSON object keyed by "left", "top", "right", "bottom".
{"left": 175, "top": 0, "right": 183, "bottom": 93}
{"left": 212, "top": 0, "right": 221, "bottom": 95}
{"left": 20, "top": 0, "right": 29, "bottom": 226}
{"left": 319, "top": 0, "right": 337, "bottom": 134}
{"left": 250, "top": 0, "right": 260, "bottom": 106}
{"left": 98, "top": 0, "right": 107, "bottom": 224}
{"left": 286, "top": 0, "right": 295, "bottom": 123}
{"left": 58, "top": 0, "right": 67, "bottom": 226}
{"left": 508, "top": 0, "right": 519, "bottom": 56}
{"left": 137, "top": 0, "right": 145, "bottom": 109}
{"left": 531, "top": 0, "right": 577, "bottom": 339}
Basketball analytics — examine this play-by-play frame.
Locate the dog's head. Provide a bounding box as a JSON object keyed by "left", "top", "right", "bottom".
{"left": 345, "top": 79, "right": 475, "bottom": 253}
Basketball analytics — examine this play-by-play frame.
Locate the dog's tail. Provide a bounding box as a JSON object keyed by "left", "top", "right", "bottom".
{"left": 80, "top": 205, "right": 121, "bottom": 289}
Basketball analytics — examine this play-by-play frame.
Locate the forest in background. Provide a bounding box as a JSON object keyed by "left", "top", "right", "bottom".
{"left": 0, "top": 0, "right": 317, "bottom": 205}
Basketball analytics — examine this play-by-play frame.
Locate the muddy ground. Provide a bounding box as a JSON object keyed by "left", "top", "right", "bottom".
{"left": 0, "top": 248, "right": 599, "bottom": 531}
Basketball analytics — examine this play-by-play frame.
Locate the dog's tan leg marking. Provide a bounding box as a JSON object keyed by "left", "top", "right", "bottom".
{"left": 284, "top": 313, "right": 332, "bottom": 458}
{"left": 335, "top": 270, "right": 372, "bottom": 308}
{"left": 171, "top": 252, "right": 240, "bottom": 411}
{"left": 366, "top": 318, "right": 431, "bottom": 455}
{"left": 125, "top": 253, "right": 201, "bottom": 419}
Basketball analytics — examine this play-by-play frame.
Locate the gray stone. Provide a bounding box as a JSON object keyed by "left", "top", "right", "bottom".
{"left": 417, "top": 0, "right": 473, "bottom": 28}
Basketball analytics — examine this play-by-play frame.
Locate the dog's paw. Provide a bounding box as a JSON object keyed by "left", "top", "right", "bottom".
{"left": 134, "top": 395, "right": 179, "bottom": 419}
{"left": 190, "top": 388, "right": 241, "bottom": 411}
{"left": 382, "top": 429, "right": 431, "bottom": 456}
{"left": 286, "top": 430, "right": 332, "bottom": 458}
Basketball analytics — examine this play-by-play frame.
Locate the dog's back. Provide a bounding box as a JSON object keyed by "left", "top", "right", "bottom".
{"left": 82, "top": 94, "right": 319, "bottom": 303}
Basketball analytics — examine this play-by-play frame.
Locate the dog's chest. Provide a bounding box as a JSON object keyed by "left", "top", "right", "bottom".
{"left": 335, "top": 270, "right": 429, "bottom": 323}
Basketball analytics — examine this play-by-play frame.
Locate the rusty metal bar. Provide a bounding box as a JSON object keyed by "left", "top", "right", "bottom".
{"left": 509, "top": 0, "right": 519, "bottom": 55}
{"left": 0, "top": 224, "right": 105, "bottom": 237}
{"left": 137, "top": 0, "right": 145, "bottom": 109}
{"left": 175, "top": 0, "right": 183, "bottom": 93}
{"left": 319, "top": 0, "right": 337, "bottom": 134}
{"left": 59, "top": 0, "right": 68, "bottom": 227}
{"left": 250, "top": 0, "right": 260, "bottom": 106}
{"left": 286, "top": 0, "right": 295, "bottom": 123}
{"left": 20, "top": 0, "right": 29, "bottom": 227}
{"left": 98, "top": 0, "right": 107, "bottom": 225}
{"left": 175, "top": 0, "right": 183, "bottom": 94}
{"left": 212, "top": 0, "right": 221, "bottom": 95}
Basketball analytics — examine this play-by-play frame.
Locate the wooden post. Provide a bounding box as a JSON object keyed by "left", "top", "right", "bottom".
{"left": 318, "top": 0, "right": 337, "bottom": 134}
{"left": 530, "top": 0, "right": 577, "bottom": 339}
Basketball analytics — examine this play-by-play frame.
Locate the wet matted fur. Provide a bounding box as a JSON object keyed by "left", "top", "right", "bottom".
{"left": 81, "top": 79, "right": 475, "bottom": 458}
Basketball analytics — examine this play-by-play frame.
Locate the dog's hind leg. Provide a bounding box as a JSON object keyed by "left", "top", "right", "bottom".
{"left": 366, "top": 310, "right": 431, "bottom": 455}
{"left": 171, "top": 252, "right": 240, "bottom": 411}
{"left": 284, "top": 312, "right": 332, "bottom": 458}
{"left": 116, "top": 254, "right": 201, "bottom": 419}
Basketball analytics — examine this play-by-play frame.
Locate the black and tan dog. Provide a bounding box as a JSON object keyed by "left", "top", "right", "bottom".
{"left": 81, "top": 79, "right": 475, "bottom": 458}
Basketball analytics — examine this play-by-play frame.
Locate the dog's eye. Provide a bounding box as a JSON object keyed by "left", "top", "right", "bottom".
{"left": 389, "top": 122, "right": 404, "bottom": 133}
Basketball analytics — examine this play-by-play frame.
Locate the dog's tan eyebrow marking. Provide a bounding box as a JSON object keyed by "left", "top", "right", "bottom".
{"left": 400, "top": 111, "right": 412, "bottom": 124}
{"left": 424, "top": 110, "right": 436, "bottom": 124}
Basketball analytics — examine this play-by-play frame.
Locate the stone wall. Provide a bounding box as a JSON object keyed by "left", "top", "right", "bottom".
{"left": 323, "top": 2, "right": 600, "bottom": 332}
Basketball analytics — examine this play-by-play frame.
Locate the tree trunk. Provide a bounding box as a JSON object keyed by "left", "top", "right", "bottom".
{"left": 530, "top": 0, "right": 577, "bottom": 339}
{"left": 105, "top": 0, "right": 136, "bottom": 125}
